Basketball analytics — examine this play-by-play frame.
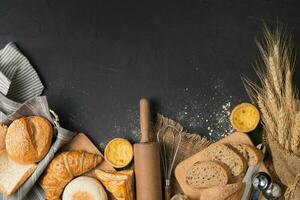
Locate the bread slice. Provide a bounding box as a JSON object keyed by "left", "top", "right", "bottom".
{"left": 200, "top": 182, "right": 244, "bottom": 200}
{"left": 185, "top": 161, "right": 231, "bottom": 189}
{"left": 229, "top": 143, "right": 264, "bottom": 166}
{"left": 0, "top": 151, "right": 37, "bottom": 196}
{"left": 205, "top": 143, "right": 247, "bottom": 177}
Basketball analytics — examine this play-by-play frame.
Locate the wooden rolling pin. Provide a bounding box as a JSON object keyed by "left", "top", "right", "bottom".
{"left": 134, "top": 98, "right": 163, "bottom": 200}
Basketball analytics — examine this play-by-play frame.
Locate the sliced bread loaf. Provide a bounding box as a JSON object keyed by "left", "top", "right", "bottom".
{"left": 200, "top": 182, "right": 244, "bottom": 200}
{"left": 0, "top": 151, "right": 37, "bottom": 196}
{"left": 185, "top": 161, "right": 231, "bottom": 189}
{"left": 229, "top": 143, "right": 264, "bottom": 166}
{"left": 205, "top": 143, "right": 246, "bottom": 177}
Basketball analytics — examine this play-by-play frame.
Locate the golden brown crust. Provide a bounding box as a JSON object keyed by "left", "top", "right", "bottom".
{"left": 5, "top": 116, "right": 53, "bottom": 164}
{"left": 40, "top": 151, "right": 102, "bottom": 200}
{"left": 95, "top": 169, "right": 134, "bottom": 200}
{"left": 0, "top": 123, "right": 7, "bottom": 152}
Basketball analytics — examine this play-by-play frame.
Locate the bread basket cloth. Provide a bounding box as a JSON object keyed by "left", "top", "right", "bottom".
{"left": 0, "top": 43, "right": 76, "bottom": 200}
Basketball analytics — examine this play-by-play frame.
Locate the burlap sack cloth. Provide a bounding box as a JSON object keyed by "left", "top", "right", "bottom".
{"left": 265, "top": 131, "right": 300, "bottom": 200}
{"left": 155, "top": 114, "right": 212, "bottom": 195}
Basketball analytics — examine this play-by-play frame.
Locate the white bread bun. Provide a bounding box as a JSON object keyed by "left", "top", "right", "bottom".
{"left": 0, "top": 123, "right": 8, "bottom": 154}
{"left": 0, "top": 151, "right": 37, "bottom": 196}
{"left": 62, "top": 176, "right": 108, "bottom": 200}
{"left": 5, "top": 116, "right": 53, "bottom": 164}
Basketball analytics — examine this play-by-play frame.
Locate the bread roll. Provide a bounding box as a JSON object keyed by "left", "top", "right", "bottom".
{"left": 5, "top": 116, "right": 53, "bottom": 164}
{"left": 0, "top": 123, "right": 8, "bottom": 154}
{"left": 62, "top": 176, "right": 107, "bottom": 200}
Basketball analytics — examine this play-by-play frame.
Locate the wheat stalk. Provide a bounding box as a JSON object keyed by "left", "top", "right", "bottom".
{"left": 257, "top": 94, "right": 277, "bottom": 138}
{"left": 292, "top": 112, "right": 300, "bottom": 154}
{"left": 243, "top": 25, "right": 299, "bottom": 154}
{"left": 264, "top": 78, "right": 278, "bottom": 118}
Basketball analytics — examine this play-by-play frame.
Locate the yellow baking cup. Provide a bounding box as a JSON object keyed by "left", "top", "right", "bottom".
{"left": 104, "top": 138, "right": 133, "bottom": 168}
{"left": 230, "top": 103, "right": 260, "bottom": 133}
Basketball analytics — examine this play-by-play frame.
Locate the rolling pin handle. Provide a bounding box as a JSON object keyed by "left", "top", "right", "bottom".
{"left": 140, "top": 98, "right": 151, "bottom": 143}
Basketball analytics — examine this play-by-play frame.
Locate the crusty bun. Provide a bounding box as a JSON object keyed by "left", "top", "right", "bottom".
{"left": 62, "top": 176, "right": 108, "bottom": 200}
{"left": 5, "top": 116, "right": 53, "bottom": 164}
{"left": 0, "top": 123, "right": 8, "bottom": 154}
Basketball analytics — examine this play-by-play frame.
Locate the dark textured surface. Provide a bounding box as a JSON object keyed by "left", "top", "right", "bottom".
{"left": 1, "top": 0, "right": 300, "bottom": 148}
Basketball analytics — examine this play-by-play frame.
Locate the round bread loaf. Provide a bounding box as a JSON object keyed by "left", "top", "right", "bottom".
{"left": 5, "top": 116, "right": 53, "bottom": 164}
{"left": 62, "top": 176, "right": 108, "bottom": 200}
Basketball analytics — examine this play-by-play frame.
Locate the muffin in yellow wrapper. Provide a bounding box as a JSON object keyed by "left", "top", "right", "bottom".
{"left": 230, "top": 103, "right": 260, "bottom": 133}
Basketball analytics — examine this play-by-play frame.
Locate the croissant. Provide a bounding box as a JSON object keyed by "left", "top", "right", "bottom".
{"left": 40, "top": 151, "right": 102, "bottom": 200}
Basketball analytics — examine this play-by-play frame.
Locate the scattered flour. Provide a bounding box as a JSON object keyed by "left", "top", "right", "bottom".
{"left": 104, "top": 80, "right": 237, "bottom": 147}
{"left": 174, "top": 80, "right": 236, "bottom": 140}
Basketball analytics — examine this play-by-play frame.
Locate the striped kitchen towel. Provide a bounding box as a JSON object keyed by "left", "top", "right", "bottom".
{"left": 0, "top": 42, "right": 44, "bottom": 103}
{"left": 0, "top": 95, "right": 76, "bottom": 200}
{"left": 0, "top": 43, "right": 76, "bottom": 200}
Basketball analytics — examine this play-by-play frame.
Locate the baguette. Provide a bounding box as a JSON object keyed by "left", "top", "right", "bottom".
{"left": 205, "top": 143, "right": 247, "bottom": 177}
{"left": 186, "top": 161, "right": 231, "bottom": 189}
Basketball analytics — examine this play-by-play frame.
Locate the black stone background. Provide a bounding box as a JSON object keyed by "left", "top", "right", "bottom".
{"left": 1, "top": 0, "right": 300, "bottom": 149}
